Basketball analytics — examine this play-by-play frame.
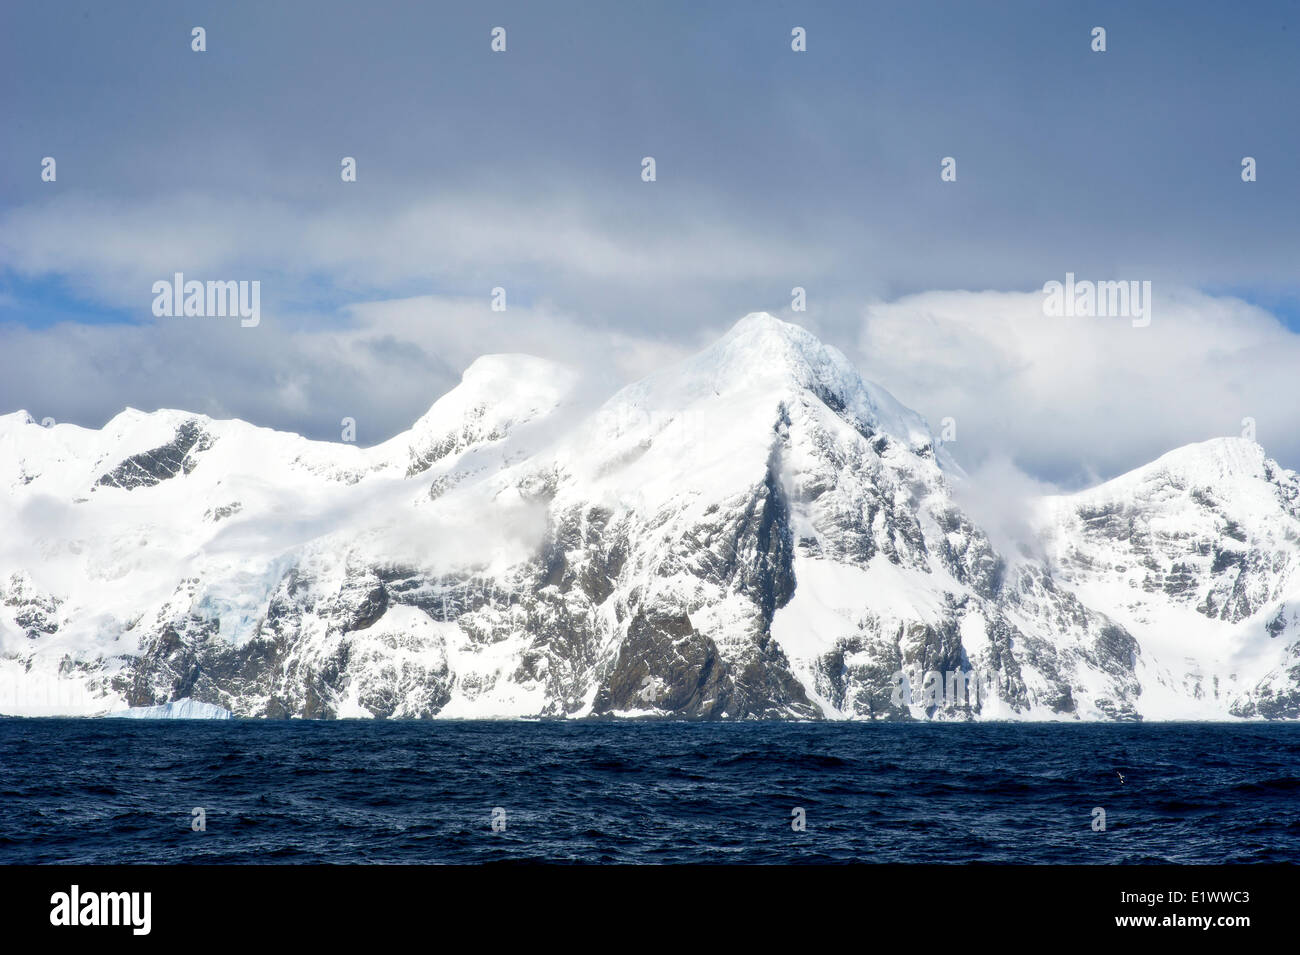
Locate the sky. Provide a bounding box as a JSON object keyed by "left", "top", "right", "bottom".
{"left": 2, "top": 0, "right": 1299, "bottom": 489}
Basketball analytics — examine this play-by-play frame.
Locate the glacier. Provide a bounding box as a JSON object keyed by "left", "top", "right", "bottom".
{"left": 2, "top": 312, "right": 1297, "bottom": 721}
{"left": 107, "top": 698, "right": 233, "bottom": 720}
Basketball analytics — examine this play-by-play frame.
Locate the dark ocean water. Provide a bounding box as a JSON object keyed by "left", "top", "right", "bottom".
{"left": 0, "top": 719, "right": 1297, "bottom": 864}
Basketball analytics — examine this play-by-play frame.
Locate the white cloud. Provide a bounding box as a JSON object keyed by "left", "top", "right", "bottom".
{"left": 948, "top": 454, "right": 1061, "bottom": 565}
{"left": 857, "top": 288, "right": 1300, "bottom": 484}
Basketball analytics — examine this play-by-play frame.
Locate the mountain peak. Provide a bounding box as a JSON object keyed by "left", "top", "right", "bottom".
{"left": 406, "top": 354, "right": 576, "bottom": 430}
{"left": 725, "top": 310, "right": 803, "bottom": 338}
{"left": 380, "top": 353, "right": 577, "bottom": 473}
{"left": 691, "top": 312, "right": 934, "bottom": 449}
{"left": 0, "top": 410, "right": 36, "bottom": 429}
{"left": 1109, "top": 436, "right": 1269, "bottom": 490}
{"left": 1047, "top": 437, "right": 1287, "bottom": 530}
{"left": 715, "top": 311, "right": 826, "bottom": 365}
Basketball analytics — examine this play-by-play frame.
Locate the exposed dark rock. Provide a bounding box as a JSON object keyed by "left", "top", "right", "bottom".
{"left": 95, "top": 420, "right": 213, "bottom": 490}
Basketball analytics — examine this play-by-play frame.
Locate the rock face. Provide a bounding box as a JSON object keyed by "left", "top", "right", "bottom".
{"left": 2, "top": 314, "right": 1298, "bottom": 720}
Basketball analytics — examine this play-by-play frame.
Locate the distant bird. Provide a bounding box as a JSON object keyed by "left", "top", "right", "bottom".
{"left": 1116, "top": 770, "right": 1126, "bottom": 785}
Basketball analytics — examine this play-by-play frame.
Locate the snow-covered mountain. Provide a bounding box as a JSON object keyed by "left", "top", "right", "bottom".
{"left": 1036, "top": 439, "right": 1300, "bottom": 719}
{"left": 2, "top": 313, "right": 1297, "bottom": 720}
